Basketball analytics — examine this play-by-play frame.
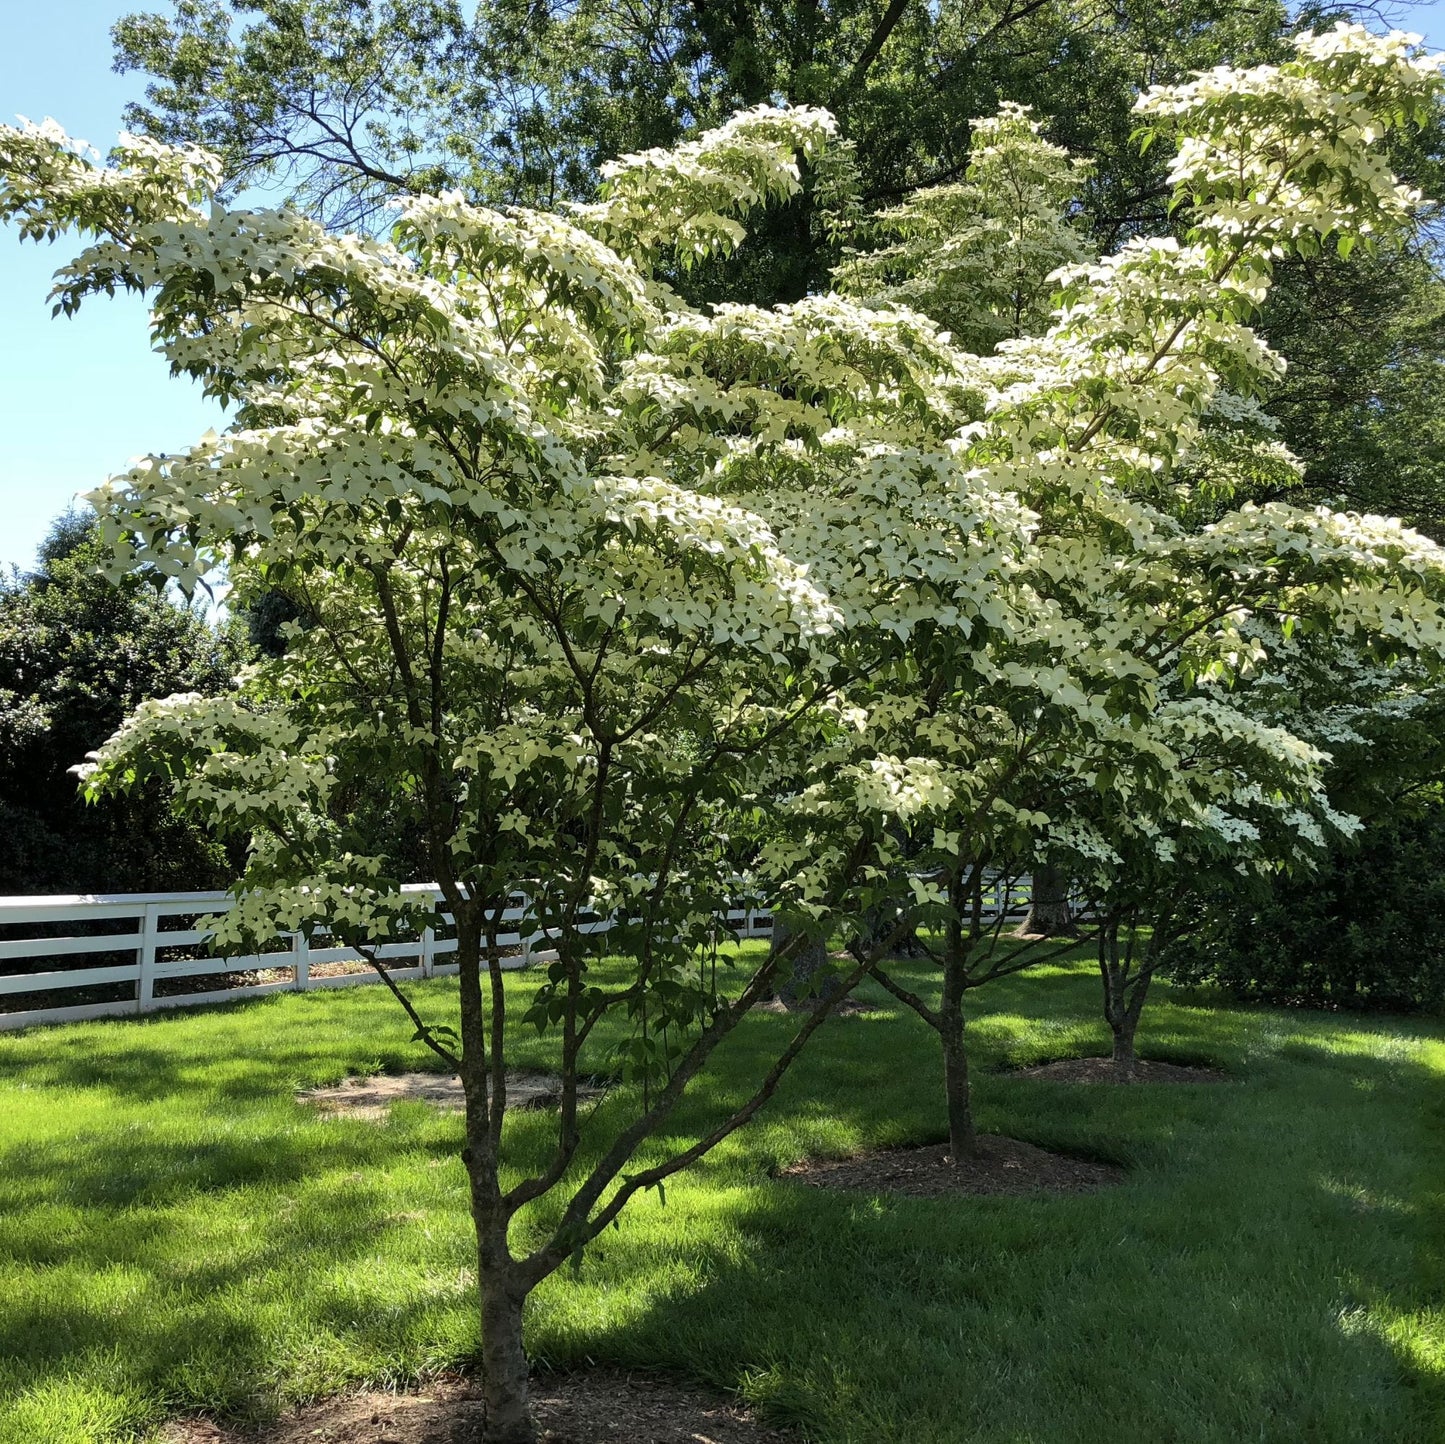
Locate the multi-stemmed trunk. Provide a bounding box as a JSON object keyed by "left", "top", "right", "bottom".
{"left": 440, "top": 900, "right": 875, "bottom": 1443}
{"left": 1099, "top": 918, "right": 1158, "bottom": 1084}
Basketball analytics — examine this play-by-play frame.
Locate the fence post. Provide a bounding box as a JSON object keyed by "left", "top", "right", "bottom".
{"left": 421, "top": 926, "right": 434, "bottom": 979}
{"left": 293, "top": 930, "right": 310, "bottom": 990}
{"left": 137, "top": 903, "right": 160, "bottom": 1013}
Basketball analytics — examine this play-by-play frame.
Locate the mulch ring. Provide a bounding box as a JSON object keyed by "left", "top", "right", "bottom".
{"left": 297, "top": 1071, "right": 603, "bottom": 1122}
{"left": 778, "top": 1136, "right": 1124, "bottom": 1198}
{"left": 159, "top": 1369, "right": 794, "bottom": 1444}
{"left": 1009, "top": 1057, "right": 1230, "bottom": 1086}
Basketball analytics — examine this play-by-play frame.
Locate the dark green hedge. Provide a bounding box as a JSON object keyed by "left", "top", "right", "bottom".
{"left": 1167, "top": 806, "right": 1445, "bottom": 1014}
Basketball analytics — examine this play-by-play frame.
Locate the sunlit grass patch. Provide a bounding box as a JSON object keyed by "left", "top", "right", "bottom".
{"left": 0, "top": 950, "right": 1442, "bottom": 1442}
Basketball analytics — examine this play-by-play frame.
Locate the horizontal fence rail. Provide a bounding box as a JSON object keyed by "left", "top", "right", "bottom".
{"left": 0, "top": 877, "right": 1048, "bottom": 1032}
{"left": 0, "top": 887, "right": 775, "bottom": 1032}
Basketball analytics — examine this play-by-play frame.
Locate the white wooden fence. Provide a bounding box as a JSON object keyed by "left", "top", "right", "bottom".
{"left": 0, "top": 886, "right": 779, "bottom": 1032}
{"left": 0, "top": 876, "right": 1050, "bottom": 1033}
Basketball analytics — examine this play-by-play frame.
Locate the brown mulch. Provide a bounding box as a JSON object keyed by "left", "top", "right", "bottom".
{"left": 297, "top": 1071, "right": 602, "bottom": 1122}
{"left": 778, "top": 1135, "right": 1124, "bottom": 1198}
{"left": 1009, "top": 1057, "right": 1230, "bottom": 1086}
{"left": 159, "top": 1370, "right": 793, "bottom": 1444}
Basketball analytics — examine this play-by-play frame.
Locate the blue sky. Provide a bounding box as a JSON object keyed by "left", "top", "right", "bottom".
{"left": 0, "top": 3, "right": 229, "bottom": 573}
{"left": 3, "top": 3, "right": 1445, "bottom": 573}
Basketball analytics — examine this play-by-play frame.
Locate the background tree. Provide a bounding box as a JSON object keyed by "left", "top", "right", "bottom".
{"left": 0, "top": 510, "right": 244, "bottom": 894}
{"left": 1167, "top": 646, "right": 1445, "bottom": 1013}
{"left": 1168, "top": 801, "right": 1445, "bottom": 1011}
{"left": 111, "top": 0, "right": 1295, "bottom": 295}
{"left": 1245, "top": 243, "right": 1445, "bottom": 531}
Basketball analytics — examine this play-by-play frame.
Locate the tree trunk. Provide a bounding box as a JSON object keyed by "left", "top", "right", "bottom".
{"left": 478, "top": 1266, "right": 533, "bottom": 1444}
{"left": 456, "top": 912, "right": 536, "bottom": 1444}
{"left": 1100, "top": 924, "right": 1154, "bottom": 1083}
{"left": 771, "top": 915, "right": 838, "bottom": 1007}
{"left": 1100, "top": 925, "right": 1127, "bottom": 1080}
{"left": 1020, "top": 864, "right": 1076, "bottom": 937}
{"left": 468, "top": 1153, "right": 533, "bottom": 1443}
{"left": 1109, "top": 1006, "right": 1139, "bottom": 1081}
{"left": 939, "top": 949, "right": 978, "bottom": 1159}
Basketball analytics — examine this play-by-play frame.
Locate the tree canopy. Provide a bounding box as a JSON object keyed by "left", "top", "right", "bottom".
{"left": 6, "top": 19, "right": 1445, "bottom": 1443}
{"left": 112, "top": 0, "right": 1293, "bottom": 286}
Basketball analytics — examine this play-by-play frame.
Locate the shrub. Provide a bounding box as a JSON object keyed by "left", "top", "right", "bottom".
{"left": 1167, "top": 806, "right": 1445, "bottom": 1013}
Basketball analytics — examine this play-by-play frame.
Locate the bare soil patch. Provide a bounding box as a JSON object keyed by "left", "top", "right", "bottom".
{"left": 159, "top": 1370, "right": 793, "bottom": 1444}
{"left": 751, "top": 996, "right": 879, "bottom": 1017}
{"left": 1010, "top": 1057, "right": 1230, "bottom": 1085}
{"left": 297, "top": 1071, "right": 602, "bottom": 1122}
{"left": 778, "top": 1136, "right": 1124, "bottom": 1198}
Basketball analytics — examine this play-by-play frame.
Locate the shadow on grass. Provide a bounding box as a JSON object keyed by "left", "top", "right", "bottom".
{"left": 525, "top": 1005, "right": 1445, "bottom": 1444}
{"left": 1, "top": 962, "right": 1442, "bottom": 1442}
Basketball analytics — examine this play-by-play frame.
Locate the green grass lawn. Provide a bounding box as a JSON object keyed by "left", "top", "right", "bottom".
{"left": 1, "top": 946, "right": 1442, "bottom": 1443}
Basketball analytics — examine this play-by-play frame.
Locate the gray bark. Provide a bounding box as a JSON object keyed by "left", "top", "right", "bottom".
{"left": 1020, "top": 864, "right": 1076, "bottom": 937}
{"left": 1110, "top": 1013, "right": 1141, "bottom": 1080}
{"left": 771, "top": 915, "right": 838, "bottom": 1006}
{"left": 457, "top": 913, "right": 536, "bottom": 1444}
{"left": 939, "top": 945, "right": 978, "bottom": 1159}
{"left": 478, "top": 1264, "right": 532, "bottom": 1442}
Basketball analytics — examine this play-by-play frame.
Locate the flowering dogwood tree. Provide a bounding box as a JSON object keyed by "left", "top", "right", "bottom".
{"left": 1044, "top": 699, "right": 1360, "bottom": 1077}
{"left": 0, "top": 102, "right": 1033, "bottom": 1442}
{"left": 4, "top": 21, "right": 1445, "bottom": 1441}
{"left": 800, "top": 24, "right": 1445, "bottom": 1144}
{"left": 833, "top": 101, "right": 1092, "bottom": 354}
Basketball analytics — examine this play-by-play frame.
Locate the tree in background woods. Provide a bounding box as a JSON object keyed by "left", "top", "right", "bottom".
{"left": 0, "top": 512, "right": 244, "bottom": 895}
{"left": 1259, "top": 244, "right": 1445, "bottom": 534}
{"left": 1018, "top": 865, "right": 1076, "bottom": 937}
{"left": 1168, "top": 802, "right": 1445, "bottom": 1012}
{"left": 111, "top": 0, "right": 1293, "bottom": 297}
{"left": 833, "top": 102, "right": 1092, "bottom": 355}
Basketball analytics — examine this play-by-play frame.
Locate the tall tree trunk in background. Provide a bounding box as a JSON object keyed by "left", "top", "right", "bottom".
{"left": 771, "top": 914, "right": 837, "bottom": 1006}
{"left": 1020, "top": 863, "right": 1076, "bottom": 937}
